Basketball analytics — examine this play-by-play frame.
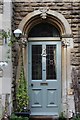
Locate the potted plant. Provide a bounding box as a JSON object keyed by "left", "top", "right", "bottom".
{"left": 15, "top": 57, "right": 30, "bottom": 118}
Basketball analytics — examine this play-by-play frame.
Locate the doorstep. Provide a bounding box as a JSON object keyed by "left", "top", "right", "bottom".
{"left": 29, "top": 115, "right": 58, "bottom": 120}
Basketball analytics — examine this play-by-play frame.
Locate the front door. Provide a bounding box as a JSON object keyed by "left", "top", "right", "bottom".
{"left": 28, "top": 41, "right": 61, "bottom": 115}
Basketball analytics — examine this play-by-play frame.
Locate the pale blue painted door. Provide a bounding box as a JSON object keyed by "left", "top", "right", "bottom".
{"left": 28, "top": 41, "right": 61, "bottom": 115}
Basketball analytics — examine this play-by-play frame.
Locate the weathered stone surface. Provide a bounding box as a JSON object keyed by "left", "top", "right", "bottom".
{"left": 0, "top": 0, "right": 3, "bottom": 13}
{"left": 71, "top": 48, "right": 79, "bottom": 53}
{"left": 71, "top": 54, "right": 80, "bottom": 65}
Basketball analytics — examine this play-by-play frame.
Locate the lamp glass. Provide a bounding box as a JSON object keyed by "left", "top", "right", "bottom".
{"left": 14, "top": 29, "right": 22, "bottom": 38}
{"left": 14, "top": 33, "right": 20, "bottom": 38}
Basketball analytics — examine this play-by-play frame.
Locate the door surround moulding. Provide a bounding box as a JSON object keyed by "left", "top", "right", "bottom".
{"left": 18, "top": 10, "right": 72, "bottom": 37}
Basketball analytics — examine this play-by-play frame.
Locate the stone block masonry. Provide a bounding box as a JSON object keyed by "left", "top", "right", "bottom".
{"left": 0, "top": 0, "right": 3, "bottom": 14}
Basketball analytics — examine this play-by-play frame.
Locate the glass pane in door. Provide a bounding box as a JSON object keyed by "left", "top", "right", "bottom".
{"left": 46, "top": 45, "right": 56, "bottom": 79}
{"left": 32, "top": 45, "right": 42, "bottom": 80}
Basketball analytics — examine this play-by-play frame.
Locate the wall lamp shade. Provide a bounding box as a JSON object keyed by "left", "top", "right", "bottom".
{"left": 14, "top": 29, "right": 22, "bottom": 38}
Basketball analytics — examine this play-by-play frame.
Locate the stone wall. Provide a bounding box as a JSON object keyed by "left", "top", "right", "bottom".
{"left": 0, "top": 0, "right": 3, "bottom": 14}
{"left": 12, "top": 0, "right": 80, "bottom": 112}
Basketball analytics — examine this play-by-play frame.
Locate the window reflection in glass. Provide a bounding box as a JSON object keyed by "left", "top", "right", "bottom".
{"left": 32, "top": 45, "right": 42, "bottom": 80}
{"left": 28, "top": 22, "right": 60, "bottom": 37}
{"left": 46, "top": 45, "right": 56, "bottom": 79}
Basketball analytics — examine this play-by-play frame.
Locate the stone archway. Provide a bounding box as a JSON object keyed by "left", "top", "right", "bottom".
{"left": 18, "top": 9, "right": 72, "bottom": 36}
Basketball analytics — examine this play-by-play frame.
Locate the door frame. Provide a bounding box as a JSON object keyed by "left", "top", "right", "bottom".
{"left": 18, "top": 9, "right": 74, "bottom": 116}
{"left": 27, "top": 37, "right": 61, "bottom": 116}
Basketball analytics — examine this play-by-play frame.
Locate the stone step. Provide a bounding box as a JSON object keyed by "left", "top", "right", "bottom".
{"left": 29, "top": 116, "right": 58, "bottom": 120}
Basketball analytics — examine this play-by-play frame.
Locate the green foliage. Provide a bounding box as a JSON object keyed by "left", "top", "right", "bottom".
{"left": 0, "top": 30, "right": 10, "bottom": 39}
{"left": 73, "top": 117, "right": 80, "bottom": 120}
{"left": 16, "top": 61, "right": 29, "bottom": 112}
{"left": 0, "top": 30, "right": 16, "bottom": 46}
{"left": 59, "top": 112, "right": 66, "bottom": 120}
{"left": 73, "top": 114, "right": 80, "bottom": 120}
{"left": 10, "top": 114, "right": 29, "bottom": 120}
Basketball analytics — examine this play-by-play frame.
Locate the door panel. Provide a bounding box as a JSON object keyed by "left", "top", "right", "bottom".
{"left": 47, "top": 88, "right": 58, "bottom": 107}
{"left": 31, "top": 88, "right": 42, "bottom": 108}
{"left": 28, "top": 42, "right": 61, "bottom": 115}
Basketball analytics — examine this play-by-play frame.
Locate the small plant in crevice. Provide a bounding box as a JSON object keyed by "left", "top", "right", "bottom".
{"left": 59, "top": 112, "right": 66, "bottom": 120}
{"left": 0, "top": 29, "right": 15, "bottom": 46}
{"left": 72, "top": 113, "right": 80, "bottom": 120}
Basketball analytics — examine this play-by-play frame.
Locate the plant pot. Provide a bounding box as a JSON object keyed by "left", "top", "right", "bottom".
{"left": 15, "top": 111, "right": 31, "bottom": 117}
{"left": 59, "top": 118, "right": 67, "bottom": 120}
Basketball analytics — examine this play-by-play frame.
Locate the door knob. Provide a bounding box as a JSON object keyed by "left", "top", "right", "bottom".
{"left": 31, "top": 83, "right": 33, "bottom": 87}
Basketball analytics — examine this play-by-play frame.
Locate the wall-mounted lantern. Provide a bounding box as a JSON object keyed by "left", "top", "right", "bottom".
{"left": 14, "top": 29, "right": 22, "bottom": 38}
{"left": 13, "top": 29, "right": 27, "bottom": 46}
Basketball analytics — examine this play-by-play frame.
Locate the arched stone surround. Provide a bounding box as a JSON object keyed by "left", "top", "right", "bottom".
{"left": 18, "top": 10, "right": 75, "bottom": 117}
{"left": 18, "top": 10, "right": 72, "bottom": 36}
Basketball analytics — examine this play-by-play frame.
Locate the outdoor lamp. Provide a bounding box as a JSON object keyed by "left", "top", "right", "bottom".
{"left": 13, "top": 29, "right": 22, "bottom": 38}
{"left": 13, "top": 29, "right": 27, "bottom": 46}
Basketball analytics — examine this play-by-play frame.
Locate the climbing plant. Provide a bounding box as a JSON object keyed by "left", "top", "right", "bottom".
{"left": 16, "top": 57, "right": 29, "bottom": 112}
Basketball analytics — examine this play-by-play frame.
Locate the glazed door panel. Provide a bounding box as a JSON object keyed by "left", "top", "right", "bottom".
{"left": 28, "top": 42, "right": 61, "bottom": 115}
